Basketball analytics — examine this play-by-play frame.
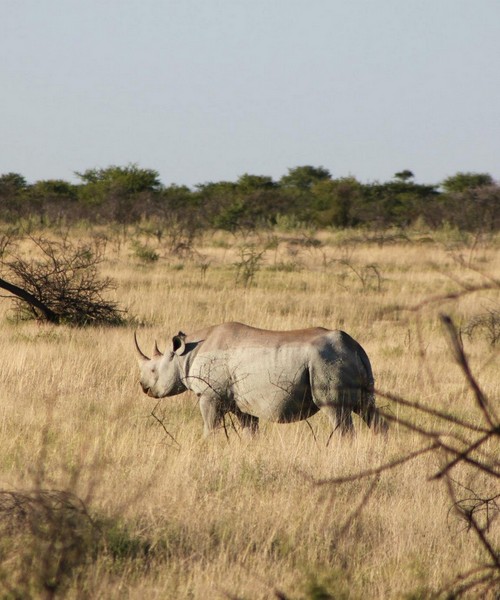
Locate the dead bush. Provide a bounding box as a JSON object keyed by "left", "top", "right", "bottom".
{"left": 0, "top": 236, "right": 125, "bottom": 326}
{"left": 0, "top": 489, "right": 99, "bottom": 598}
{"left": 462, "top": 308, "right": 500, "bottom": 347}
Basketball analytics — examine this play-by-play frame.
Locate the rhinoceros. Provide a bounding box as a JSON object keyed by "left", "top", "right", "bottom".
{"left": 135, "top": 322, "right": 387, "bottom": 436}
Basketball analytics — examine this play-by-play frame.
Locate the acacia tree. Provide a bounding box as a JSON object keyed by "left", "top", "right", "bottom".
{"left": 394, "top": 169, "right": 414, "bottom": 182}
{"left": 279, "top": 165, "right": 332, "bottom": 191}
{"left": 441, "top": 172, "right": 494, "bottom": 193}
{"left": 0, "top": 173, "right": 29, "bottom": 221}
{"left": 441, "top": 184, "right": 500, "bottom": 232}
{"left": 310, "top": 177, "right": 362, "bottom": 227}
{"left": 0, "top": 173, "right": 27, "bottom": 195}
{"left": 75, "top": 164, "right": 162, "bottom": 223}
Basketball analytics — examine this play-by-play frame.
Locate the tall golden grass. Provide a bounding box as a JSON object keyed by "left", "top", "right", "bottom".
{"left": 0, "top": 227, "right": 498, "bottom": 598}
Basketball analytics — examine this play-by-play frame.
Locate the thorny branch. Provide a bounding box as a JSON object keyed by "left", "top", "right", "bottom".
{"left": 150, "top": 400, "right": 181, "bottom": 449}
{"left": 441, "top": 313, "right": 499, "bottom": 427}
{"left": 306, "top": 443, "right": 439, "bottom": 486}
{"left": 308, "top": 307, "right": 499, "bottom": 597}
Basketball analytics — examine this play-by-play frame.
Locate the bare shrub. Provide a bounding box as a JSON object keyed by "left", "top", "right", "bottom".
{"left": 286, "top": 232, "right": 322, "bottom": 249}
{"left": 0, "top": 458, "right": 160, "bottom": 597}
{"left": 131, "top": 239, "right": 160, "bottom": 263}
{"left": 333, "top": 255, "right": 384, "bottom": 292}
{"left": 161, "top": 216, "right": 200, "bottom": 257}
{"left": 0, "top": 236, "right": 125, "bottom": 326}
{"left": 462, "top": 308, "right": 500, "bottom": 347}
{"left": 0, "top": 489, "right": 99, "bottom": 598}
{"left": 138, "top": 215, "right": 201, "bottom": 258}
{"left": 341, "top": 260, "right": 383, "bottom": 291}
{"left": 0, "top": 226, "right": 19, "bottom": 259}
{"left": 234, "top": 244, "right": 266, "bottom": 287}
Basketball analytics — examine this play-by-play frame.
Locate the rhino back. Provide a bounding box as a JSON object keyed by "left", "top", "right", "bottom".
{"left": 190, "top": 321, "right": 330, "bottom": 350}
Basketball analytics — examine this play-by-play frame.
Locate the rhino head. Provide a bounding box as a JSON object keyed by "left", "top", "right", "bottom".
{"left": 135, "top": 331, "right": 188, "bottom": 398}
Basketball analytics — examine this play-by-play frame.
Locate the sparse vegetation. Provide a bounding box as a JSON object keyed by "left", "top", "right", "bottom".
{"left": 0, "top": 225, "right": 498, "bottom": 598}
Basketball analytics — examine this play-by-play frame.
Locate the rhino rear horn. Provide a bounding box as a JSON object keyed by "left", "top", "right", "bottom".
{"left": 153, "top": 340, "right": 163, "bottom": 357}
{"left": 172, "top": 331, "right": 186, "bottom": 356}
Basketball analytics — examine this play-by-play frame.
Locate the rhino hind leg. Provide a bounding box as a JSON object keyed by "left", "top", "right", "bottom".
{"left": 311, "top": 386, "right": 358, "bottom": 436}
{"left": 365, "top": 407, "right": 389, "bottom": 434}
{"left": 335, "top": 402, "right": 355, "bottom": 435}
{"left": 353, "top": 392, "right": 389, "bottom": 434}
{"left": 312, "top": 398, "right": 354, "bottom": 436}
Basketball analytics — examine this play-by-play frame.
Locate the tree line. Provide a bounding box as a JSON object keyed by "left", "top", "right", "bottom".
{"left": 0, "top": 165, "right": 499, "bottom": 232}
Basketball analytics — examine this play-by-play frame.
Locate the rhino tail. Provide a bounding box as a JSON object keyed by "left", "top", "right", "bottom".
{"left": 355, "top": 350, "right": 388, "bottom": 434}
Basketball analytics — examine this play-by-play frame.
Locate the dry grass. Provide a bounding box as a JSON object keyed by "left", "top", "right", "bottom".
{"left": 0, "top": 227, "right": 498, "bottom": 598}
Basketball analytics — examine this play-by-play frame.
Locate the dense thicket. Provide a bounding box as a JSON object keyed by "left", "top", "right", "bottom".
{"left": 0, "top": 165, "right": 498, "bottom": 232}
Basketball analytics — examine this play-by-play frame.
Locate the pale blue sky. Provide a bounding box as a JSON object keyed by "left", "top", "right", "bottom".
{"left": 2, "top": 0, "right": 499, "bottom": 187}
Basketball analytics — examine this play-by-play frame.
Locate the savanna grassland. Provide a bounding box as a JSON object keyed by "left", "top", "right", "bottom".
{"left": 0, "top": 226, "right": 499, "bottom": 599}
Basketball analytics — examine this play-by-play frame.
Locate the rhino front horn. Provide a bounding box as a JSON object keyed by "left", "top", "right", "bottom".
{"left": 134, "top": 332, "right": 150, "bottom": 361}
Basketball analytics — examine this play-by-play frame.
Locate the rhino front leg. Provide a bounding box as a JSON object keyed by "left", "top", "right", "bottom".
{"left": 199, "top": 394, "right": 223, "bottom": 437}
{"left": 234, "top": 410, "right": 259, "bottom": 437}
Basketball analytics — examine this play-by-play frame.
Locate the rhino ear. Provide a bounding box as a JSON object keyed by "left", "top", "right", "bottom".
{"left": 172, "top": 331, "right": 186, "bottom": 356}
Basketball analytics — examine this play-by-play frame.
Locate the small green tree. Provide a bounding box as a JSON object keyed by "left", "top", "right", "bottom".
{"left": 0, "top": 173, "right": 29, "bottom": 221}
{"left": 195, "top": 181, "right": 237, "bottom": 229}
{"left": 75, "top": 164, "right": 161, "bottom": 194}
{"left": 441, "top": 172, "right": 493, "bottom": 193}
{"left": 279, "top": 165, "right": 331, "bottom": 190}
{"left": 27, "top": 180, "right": 80, "bottom": 225}
{"left": 236, "top": 173, "right": 276, "bottom": 192}
{"left": 75, "top": 164, "right": 162, "bottom": 223}
{"left": 311, "top": 177, "right": 361, "bottom": 227}
{"left": 394, "top": 169, "right": 414, "bottom": 182}
{"left": 440, "top": 183, "right": 500, "bottom": 232}
{"left": 0, "top": 173, "right": 27, "bottom": 195}
{"left": 357, "top": 180, "right": 438, "bottom": 228}
{"left": 29, "top": 179, "right": 77, "bottom": 201}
